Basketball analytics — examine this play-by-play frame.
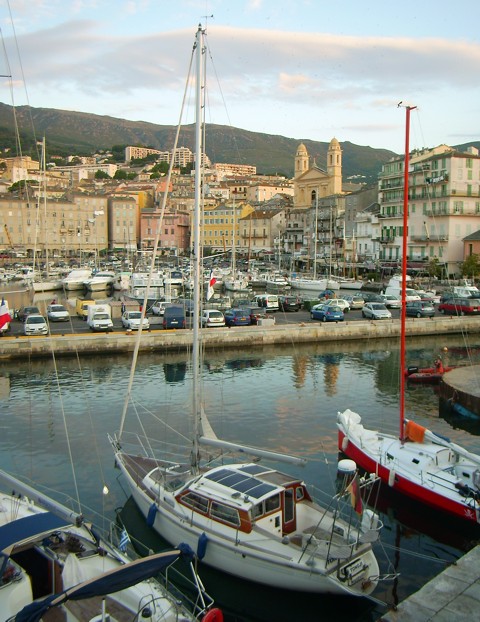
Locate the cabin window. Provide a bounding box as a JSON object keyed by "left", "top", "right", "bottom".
{"left": 296, "top": 486, "right": 305, "bottom": 501}
{"left": 252, "top": 503, "right": 264, "bottom": 518}
{"left": 265, "top": 494, "right": 280, "bottom": 514}
{"left": 182, "top": 492, "right": 209, "bottom": 514}
{"left": 210, "top": 502, "right": 241, "bottom": 527}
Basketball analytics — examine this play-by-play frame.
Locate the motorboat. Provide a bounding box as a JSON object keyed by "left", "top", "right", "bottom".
{"left": 62, "top": 268, "right": 92, "bottom": 291}
{"left": 84, "top": 270, "right": 116, "bottom": 291}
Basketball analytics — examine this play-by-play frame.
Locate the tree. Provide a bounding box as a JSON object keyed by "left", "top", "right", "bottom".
{"left": 94, "top": 170, "right": 111, "bottom": 179}
{"left": 427, "top": 257, "right": 441, "bottom": 279}
{"left": 460, "top": 254, "right": 480, "bottom": 280}
{"left": 114, "top": 169, "right": 128, "bottom": 180}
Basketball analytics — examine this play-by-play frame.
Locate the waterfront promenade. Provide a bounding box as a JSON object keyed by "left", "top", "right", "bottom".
{"left": 380, "top": 545, "right": 480, "bottom": 621}
{"left": 0, "top": 315, "right": 479, "bottom": 360}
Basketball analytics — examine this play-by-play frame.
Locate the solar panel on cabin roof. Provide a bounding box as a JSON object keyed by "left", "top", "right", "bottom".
{"left": 205, "top": 469, "right": 277, "bottom": 499}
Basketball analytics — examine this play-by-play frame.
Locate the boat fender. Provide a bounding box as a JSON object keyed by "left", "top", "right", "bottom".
{"left": 202, "top": 608, "right": 224, "bottom": 622}
{"left": 197, "top": 532, "right": 208, "bottom": 560}
{"left": 147, "top": 503, "right": 158, "bottom": 527}
{"left": 341, "top": 436, "right": 349, "bottom": 452}
{"left": 388, "top": 470, "right": 396, "bottom": 487}
{"left": 177, "top": 541, "right": 195, "bottom": 562}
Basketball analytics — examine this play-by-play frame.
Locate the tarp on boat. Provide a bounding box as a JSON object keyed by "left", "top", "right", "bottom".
{"left": 0, "top": 512, "right": 70, "bottom": 557}
{"left": 14, "top": 550, "right": 180, "bottom": 622}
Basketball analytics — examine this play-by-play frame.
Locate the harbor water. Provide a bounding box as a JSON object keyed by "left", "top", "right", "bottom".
{"left": 1, "top": 285, "right": 480, "bottom": 620}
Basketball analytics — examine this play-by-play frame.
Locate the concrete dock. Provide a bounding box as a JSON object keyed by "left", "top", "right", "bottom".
{"left": 380, "top": 545, "right": 480, "bottom": 621}
{"left": 0, "top": 315, "right": 479, "bottom": 360}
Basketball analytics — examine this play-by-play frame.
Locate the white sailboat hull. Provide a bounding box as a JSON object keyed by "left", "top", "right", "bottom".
{"left": 32, "top": 279, "right": 64, "bottom": 292}
{"left": 289, "top": 277, "right": 340, "bottom": 291}
{"left": 114, "top": 448, "right": 380, "bottom": 597}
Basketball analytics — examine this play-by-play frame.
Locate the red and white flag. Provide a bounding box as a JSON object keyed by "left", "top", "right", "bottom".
{"left": 207, "top": 270, "right": 217, "bottom": 300}
{"left": 0, "top": 299, "right": 10, "bottom": 329}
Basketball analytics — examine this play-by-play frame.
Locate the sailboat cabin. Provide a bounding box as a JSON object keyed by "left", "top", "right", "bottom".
{"left": 176, "top": 463, "right": 312, "bottom": 535}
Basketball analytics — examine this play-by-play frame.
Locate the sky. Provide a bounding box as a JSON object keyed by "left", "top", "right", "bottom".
{"left": 1, "top": 0, "right": 479, "bottom": 154}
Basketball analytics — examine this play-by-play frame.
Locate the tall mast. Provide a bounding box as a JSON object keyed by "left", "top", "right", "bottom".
{"left": 399, "top": 103, "right": 416, "bottom": 441}
{"left": 192, "top": 24, "right": 206, "bottom": 470}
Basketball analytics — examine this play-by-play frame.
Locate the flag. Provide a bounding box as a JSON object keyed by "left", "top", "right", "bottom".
{"left": 118, "top": 528, "right": 131, "bottom": 552}
{"left": 346, "top": 475, "right": 363, "bottom": 515}
{"left": 207, "top": 270, "right": 216, "bottom": 301}
{"left": 0, "top": 299, "right": 10, "bottom": 330}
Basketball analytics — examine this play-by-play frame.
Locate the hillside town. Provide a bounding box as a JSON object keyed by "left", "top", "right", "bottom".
{"left": 1, "top": 137, "right": 479, "bottom": 279}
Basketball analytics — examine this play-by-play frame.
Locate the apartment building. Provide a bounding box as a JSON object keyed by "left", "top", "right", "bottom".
{"left": 378, "top": 144, "right": 480, "bottom": 277}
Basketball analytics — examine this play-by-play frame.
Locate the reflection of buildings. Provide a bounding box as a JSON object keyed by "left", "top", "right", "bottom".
{"left": 324, "top": 355, "right": 340, "bottom": 396}
{"left": 292, "top": 355, "right": 308, "bottom": 388}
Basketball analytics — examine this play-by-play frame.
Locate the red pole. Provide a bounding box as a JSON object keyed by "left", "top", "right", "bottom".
{"left": 399, "top": 104, "right": 416, "bottom": 441}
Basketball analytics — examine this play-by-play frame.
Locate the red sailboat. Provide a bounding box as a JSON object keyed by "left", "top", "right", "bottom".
{"left": 337, "top": 104, "right": 480, "bottom": 524}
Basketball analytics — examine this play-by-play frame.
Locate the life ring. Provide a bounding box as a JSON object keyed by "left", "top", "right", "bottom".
{"left": 202, "top": 608, "right": 224, "bottom": 622}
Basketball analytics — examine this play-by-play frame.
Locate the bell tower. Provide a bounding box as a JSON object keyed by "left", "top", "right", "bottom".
{"left": 327, "top": 137, "right": 342, "bottom": 194}
{"left": 295, "top": 143, "right": 309, "bottom": 178}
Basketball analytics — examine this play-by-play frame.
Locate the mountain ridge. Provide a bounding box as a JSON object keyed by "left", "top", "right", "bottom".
{"left": 1, "top": 102, "right": 478, "bottom": 182}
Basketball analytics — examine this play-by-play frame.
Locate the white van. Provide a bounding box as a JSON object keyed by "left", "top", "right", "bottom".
{"left": 384, "top": 286, "right": 421, "bottom": 302}
{"left": 252, "top": 294, "right": 279, "bottom": 312}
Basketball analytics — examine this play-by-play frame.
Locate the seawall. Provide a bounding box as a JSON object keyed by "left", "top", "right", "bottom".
{"left": 0, "top": 316, "right": 478, "bottom": 360}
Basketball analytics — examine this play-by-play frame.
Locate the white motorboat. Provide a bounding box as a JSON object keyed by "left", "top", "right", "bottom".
{"left": 110, "top": 25, "right": 387, "bottom": 600}
{"left": 62, "top": 268, "right": 92, "bottom": 291}
{"left": 84, "top": 270, "right": 116, "bottom": 291}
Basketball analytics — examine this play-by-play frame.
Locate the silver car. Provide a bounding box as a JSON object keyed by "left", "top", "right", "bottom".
{"left": 362, "top": 302, "right": 392, "bottom": 320}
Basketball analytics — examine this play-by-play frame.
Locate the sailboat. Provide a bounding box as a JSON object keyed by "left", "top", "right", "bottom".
{"left": 337, "top": 104, "right": 480, "bottom": 525}
{"left": 31, "top": 137, "right": 64, "bottom": 293}
{"left": 110, "top": 24, "right": 387, "bottom": 599}
{"left": 0, "top": 468, "right": 219, "bottom": 621}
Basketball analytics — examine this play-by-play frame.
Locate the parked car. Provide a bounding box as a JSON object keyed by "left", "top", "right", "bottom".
{"left": 438, "top": 297, "right": 480, "bottom": 316}
{"left": 343, "top": 295, "right": 364, "bottom": 310}
{"left": 318, "top": 298, "right": 351, "bottom": 313}
{"left": 23, "top": 314, "right": 49, "bottom": 336}
{"left": 163, "top": 305, "right": 186, "bottom": 329}
{"left": 46, "top": 303, "right": 70, "bottom": 322}
{"left": 252, "top": 294, "right": 279, "bottom": 312}
{"left": 240, "top": 305, "right": 267, "bottom": 325}
{"left": 405, "top": 300, "right": 436, "bottom": 318}
{"left": 17, "top": 305, "right": 40, "bottom": 322}
{"left": 379, "top": 294, "right": 401, "bottom": 309}
{"left": 151, "top": 300, "right": 169, "bottom": 316}
{"left": 224, "top": 308, "right": 250, "bottom": 326}
{"left": 362, "top": 302, "right": 392, "bottom": 320}
{"left": 310, "top": 304, "right": 345, "bottom": 322}
{"left": 278, "top": 295, "right": 302, "bottom": 312}
{"left": 361, "top": 292, "right": 385, "bottom": 303}
{"left": 121, "top": 310, "right": 150, "bottom": 330}
{"left": 201, "top": 309, "right": 225, "bottom": 328}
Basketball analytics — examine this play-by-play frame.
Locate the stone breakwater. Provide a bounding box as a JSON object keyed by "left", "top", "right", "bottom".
{"left": 0, "top": 316, "right": 478, "bottom": 360}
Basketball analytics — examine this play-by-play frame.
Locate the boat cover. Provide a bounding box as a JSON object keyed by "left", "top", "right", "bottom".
{"left": 0, "top": 512, "right": 70, "bottom": 556}
{"left": 14, "top": 550, "right": 181, "bottom": 622}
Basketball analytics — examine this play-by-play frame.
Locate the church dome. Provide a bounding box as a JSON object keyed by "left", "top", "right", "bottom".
{"left": 296, "top": 143, "right": 308, "bottom": 156}
{"left": 329, "top": 137, "right": 341, "bottom": 148}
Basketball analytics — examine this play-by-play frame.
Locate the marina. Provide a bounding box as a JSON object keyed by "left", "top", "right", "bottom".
{"left": 1, "top": 333, "right": 480, "bottom": 620}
